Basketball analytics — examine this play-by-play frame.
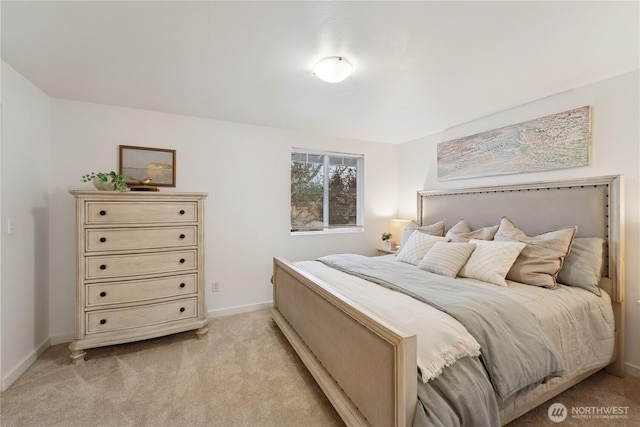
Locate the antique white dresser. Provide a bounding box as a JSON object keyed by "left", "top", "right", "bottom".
{"left": 68, "top": 191, "right": 208, "bottom": 363}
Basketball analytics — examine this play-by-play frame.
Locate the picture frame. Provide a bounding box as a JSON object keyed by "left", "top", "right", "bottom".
{"left": 119, "top": 145, "right": 176, "bottom": 187}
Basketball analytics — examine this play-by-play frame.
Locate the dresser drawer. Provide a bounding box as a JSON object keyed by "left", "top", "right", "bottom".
{"left": 85, "top": 202, "right": 197, "bottom": 225}
{"left": 86, "top": 298, "right": 197, "bottom": 334}
{"left": 86, "top": 274, "right": 197, "bottom": 307}
{"left": 86, "top": 226, "right": 197, "bottom": 252}
{"left": 86, "top": 250, "right": 197, "bottom": 279}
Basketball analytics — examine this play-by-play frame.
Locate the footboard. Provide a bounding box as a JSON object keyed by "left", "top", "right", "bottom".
{"left": 271, "top": 257, "right": 417, "bottom": 427}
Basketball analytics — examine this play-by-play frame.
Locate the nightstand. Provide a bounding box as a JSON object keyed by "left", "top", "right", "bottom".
{"left": 376, "top": 246, "right": 398, "bottom": 256}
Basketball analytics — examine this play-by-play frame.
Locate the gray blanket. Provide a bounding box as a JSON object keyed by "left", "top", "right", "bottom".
{"left": 414, "top": 356, "right": 498, "bottom": 427}
{"left": 318, "top": 254, "right": 564, "bottom": 401}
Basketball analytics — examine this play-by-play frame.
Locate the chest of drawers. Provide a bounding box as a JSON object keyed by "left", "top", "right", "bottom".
{"left": 68, "top": 191, "right": 208, "bottom": 363}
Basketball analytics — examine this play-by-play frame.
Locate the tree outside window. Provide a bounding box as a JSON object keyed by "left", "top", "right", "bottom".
{"left": 291, "top": 150, "right": 363, "bottom": 233}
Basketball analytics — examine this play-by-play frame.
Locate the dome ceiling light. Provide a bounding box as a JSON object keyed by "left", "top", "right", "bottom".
{"left": 313, "top": 56, "right": 353, "bottom": 83}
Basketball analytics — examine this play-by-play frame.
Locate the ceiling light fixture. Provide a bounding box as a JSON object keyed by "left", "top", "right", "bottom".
{"left": 313, "top": 56, "right": 353, "bottom": 83}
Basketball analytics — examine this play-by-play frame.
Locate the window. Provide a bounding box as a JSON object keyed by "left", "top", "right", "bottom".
{"left": 291, "top": 149, "right": 364, "bottom": 233}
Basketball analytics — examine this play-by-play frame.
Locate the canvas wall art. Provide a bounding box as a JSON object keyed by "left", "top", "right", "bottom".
{"left": 437, "top": 106, "right": 591, "bottom": 181}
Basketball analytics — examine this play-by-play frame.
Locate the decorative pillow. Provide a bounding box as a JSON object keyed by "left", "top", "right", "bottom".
{"left": 446, "top": 219, "right": 499, "bottom": 243}
{"left": 395, "top": 231, "right": 449, "bottom": 265}
{"left": 494, "top": 217, "right": 577, "bottom": 289}
{"left": 399, "top": 220, "right": 445, "bottom": 248}
{"left": 458, "top": 239, "right": 526, "bottom": 287}
{"left": 418, "top": 242, "right": 476, "bottom": 278}
{"left": 557, "top": 237, "right": 604, "bottom": 296}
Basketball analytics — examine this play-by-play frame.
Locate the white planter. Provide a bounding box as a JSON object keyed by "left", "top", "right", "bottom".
{"left": 92, "top": 177, "right": 115, "bottom": 191}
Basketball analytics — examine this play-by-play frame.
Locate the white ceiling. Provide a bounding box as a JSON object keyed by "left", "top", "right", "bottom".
{"left": 2, "top": 1, "right": 638, "bottom": 144}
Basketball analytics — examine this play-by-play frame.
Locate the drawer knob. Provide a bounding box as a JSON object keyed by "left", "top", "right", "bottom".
{"left": 179, "top": 209, "right": 185, "bottom": 215}
{"left": 100, "top": 319, "right": 107, "bottom": 325}
{"left": 179, "top": 258, "right": 186, "bottom": 264}
{"left": 100, "top": 264, "right": 107, "bottom": 270}
{"left": 179, "top": 283, "right": 186, "bottom": 288}
{"left": 179, "top": 234, "right": 186, "bottom": 239}
{"left": 99, "top": 237, "right": 107, "bottom": 243}
{"left": 99, "top": 210, "right": 107, "bottom": 216}
{"left": 100, "top": 291, "right": 107, "bottom": 297}
{"left": 179, "top": 307, "right": 186, "bottom": 313}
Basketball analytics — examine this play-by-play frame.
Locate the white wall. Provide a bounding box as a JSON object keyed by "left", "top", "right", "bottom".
{"left": 397, "top": 70, "right": 640, "bottom": 376}
{"left": 1, "top": 62, "right": 51, "bottom": 389}
{"left": 48, "top": 100, "right": 398, "bottom": 342}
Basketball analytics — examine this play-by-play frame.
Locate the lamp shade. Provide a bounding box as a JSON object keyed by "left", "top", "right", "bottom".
{"left": 313, "top": 56, "right": 353, "bottom": 83}
{"left": 390, "top": 219, "right": 411, "bottom": 247}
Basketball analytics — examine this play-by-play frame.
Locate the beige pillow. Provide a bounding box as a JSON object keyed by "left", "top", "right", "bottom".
{"left": 494, "top": 217, "right": 576, "bottom": 289}
{"left": 399, "top": 220, "right": 445, "bottom": 248}
{"left": 446, "top": 219, "right": 499, "bottom": 243}
{"left": 396, "top": 231, "right": 449, "bottom": 265}
{"left": 418, "top": 242, "right": 476, "bottom": 278}
{"left": 458, "top": 239, "right": 525, "bottom": 286}
{"left": 557, "top": 237, "right": 604, "bottom": 296}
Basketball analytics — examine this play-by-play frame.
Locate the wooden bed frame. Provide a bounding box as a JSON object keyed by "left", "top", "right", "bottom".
{"left": 271, "top": 175, "right": 625, "bottom": 426}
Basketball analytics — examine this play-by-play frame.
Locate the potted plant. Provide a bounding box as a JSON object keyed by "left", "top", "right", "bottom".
{"left": 381, "top": 232, "right": 392, "bottom": 248}
{"left": 81, "top": 171, "right": 129, "bottom": 191}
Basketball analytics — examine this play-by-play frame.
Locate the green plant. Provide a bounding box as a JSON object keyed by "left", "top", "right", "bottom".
{"left": 381, "top": 232, "right": 392, "bottom": 241}
{"left": 82, "top": 171, "right": 129, "bottom": 191}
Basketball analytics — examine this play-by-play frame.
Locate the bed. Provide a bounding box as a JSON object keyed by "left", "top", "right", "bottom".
{"left": 271, "top": 175, "right": 625, "bottom": 426}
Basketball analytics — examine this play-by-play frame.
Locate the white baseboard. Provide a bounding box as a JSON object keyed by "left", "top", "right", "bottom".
{"left": 626, "top": 362, "right": 640, "bottom": 378}
{"left": 207, "top": 301, "right": 272, "bottom": 318}
{"left": 2, "top": 337, "right": 50, "bottom": 391}
{"left": 50, "top": 332, "right": 75, "bottom": 346}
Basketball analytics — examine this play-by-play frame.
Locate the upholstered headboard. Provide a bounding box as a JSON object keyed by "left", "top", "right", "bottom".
{"left": 417, "top": 175, "right": 624, "bottom": 303}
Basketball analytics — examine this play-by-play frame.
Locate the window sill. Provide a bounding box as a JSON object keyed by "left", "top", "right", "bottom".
{"left": 291, "top": 228, "right": 364, "bottom": 236}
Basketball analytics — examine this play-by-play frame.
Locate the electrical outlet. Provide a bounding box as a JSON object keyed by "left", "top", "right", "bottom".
{"left": 212, "top": 282, "right": 221, "bottom": 293}
{"left": 7, "top": 219, "right": 16, "bottom": 235}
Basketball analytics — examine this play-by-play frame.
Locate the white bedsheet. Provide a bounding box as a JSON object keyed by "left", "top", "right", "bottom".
{"left": 294, "top": 258, "right": 615, "bottom": 393}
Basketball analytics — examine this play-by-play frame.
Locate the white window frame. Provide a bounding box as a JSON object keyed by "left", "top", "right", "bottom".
{"left": 291, "top": 148, "right": 364, "bottom": 235}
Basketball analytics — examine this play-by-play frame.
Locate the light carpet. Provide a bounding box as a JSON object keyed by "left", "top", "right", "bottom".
{"left": 1, "top": 309, "right": 638, "bottom": 426}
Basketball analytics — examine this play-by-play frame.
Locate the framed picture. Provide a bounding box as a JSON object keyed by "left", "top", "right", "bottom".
{"left": 119, "top": 145, "right": 176, "bottom": 187}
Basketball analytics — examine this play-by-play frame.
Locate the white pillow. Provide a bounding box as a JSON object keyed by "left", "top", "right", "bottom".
{"left": 418, "top": 242, "right": 476, "bottom": 278}
{"left": 396, "top": 231, "right": 449, "bottom": 265}
{"left": 458, "top": 239, "right": 526, "bottom": 286}
{"left": 399, "top": 220, "right": 445, "bottom": 248}
{"left": 445, "top": 219, "right": 499, "bottom": 243}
